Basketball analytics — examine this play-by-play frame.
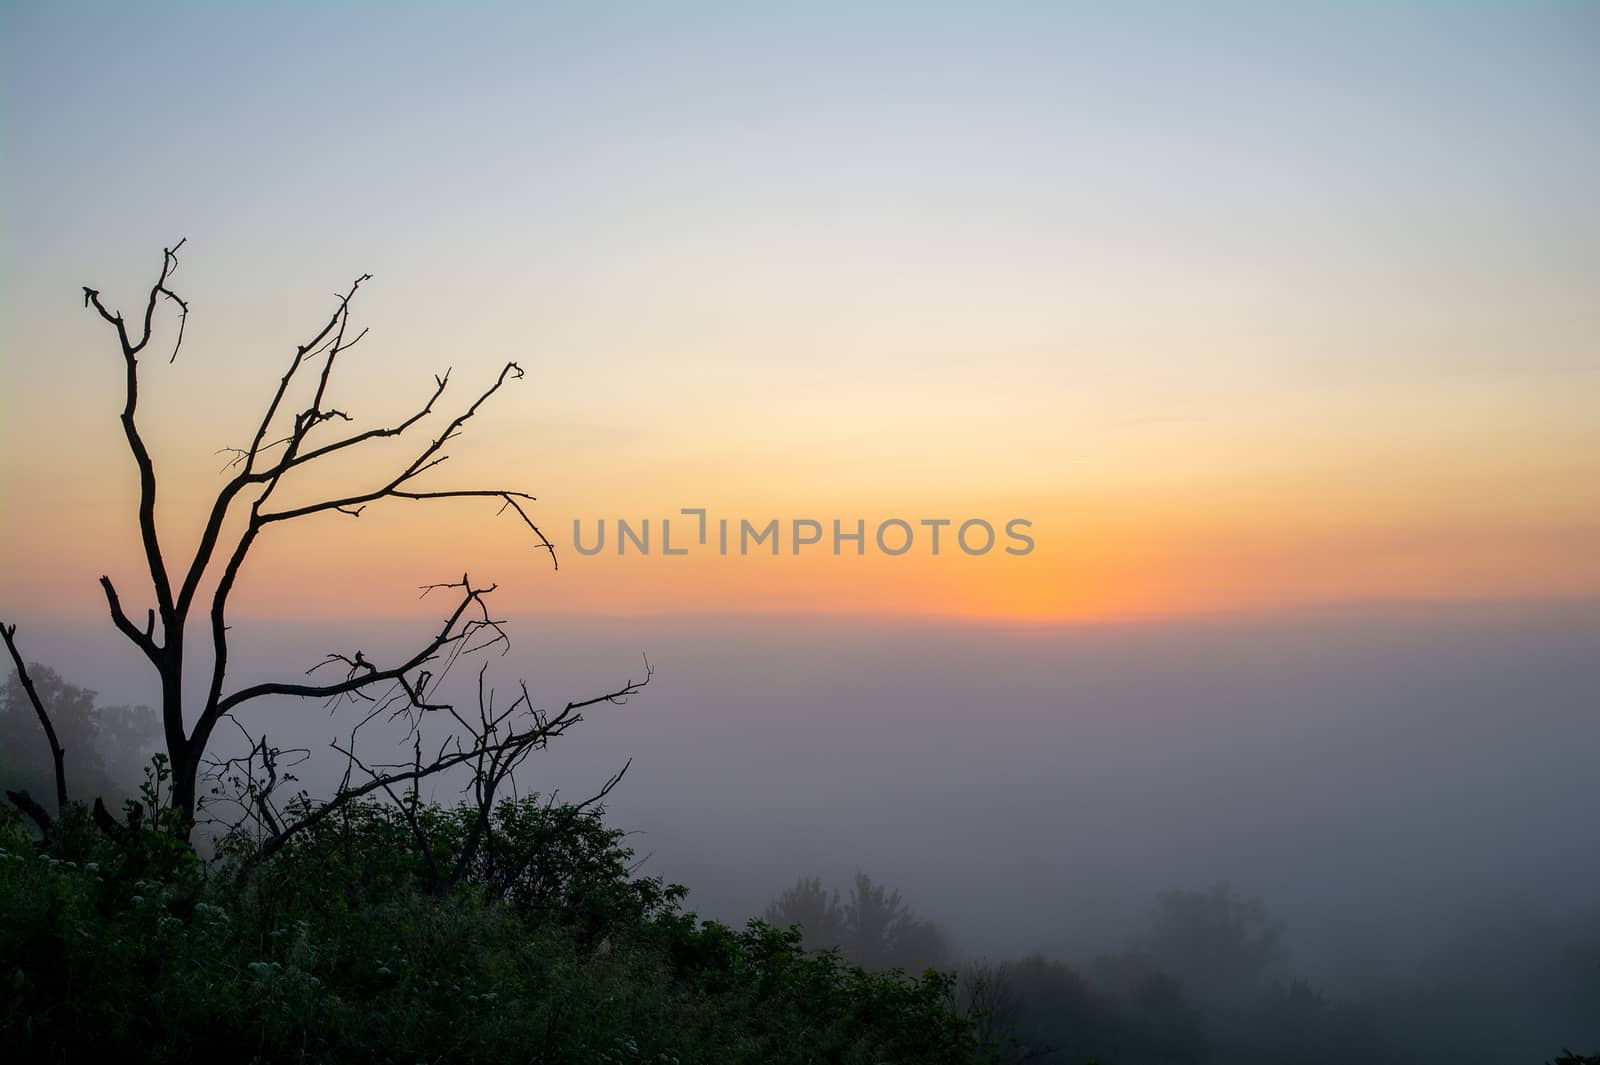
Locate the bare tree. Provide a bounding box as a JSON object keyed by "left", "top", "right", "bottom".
{"left": 0, "top": 626, "right": 69, "bottom": 829}
{"left": 200, "top": 653, "right": 643, "bottom": 888}
{"left": 3, "top": 241, "right": 642, "bottom": 844}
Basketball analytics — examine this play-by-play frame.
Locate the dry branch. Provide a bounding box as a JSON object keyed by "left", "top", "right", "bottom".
{"left": 1, "top": 623, "right": 68, "bottom": 815}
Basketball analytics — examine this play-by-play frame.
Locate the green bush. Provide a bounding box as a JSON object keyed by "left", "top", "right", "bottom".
{"left": 0, "top": 792, "right": 990, "bottom": 1064}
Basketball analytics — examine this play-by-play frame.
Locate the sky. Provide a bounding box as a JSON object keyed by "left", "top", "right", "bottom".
{"left": 3, "top": 8, "right": 1599, "bottom": 1054}
{"left": 2, "top": 1, "right": 1596, "bottom": 623}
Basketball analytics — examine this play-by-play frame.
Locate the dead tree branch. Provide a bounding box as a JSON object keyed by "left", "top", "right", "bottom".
{"left": 1, "top": 623, "right": 69, "bottom": 816}
{"left": 219, "top": 657, "right": 649, "bottom": 883}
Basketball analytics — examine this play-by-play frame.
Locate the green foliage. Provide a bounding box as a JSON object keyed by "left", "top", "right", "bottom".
{"left": 115, "top": 754, "right": 204, "bottom": 887}
{"left": 0, "top": 793, "right": 990, "bottom": 1065}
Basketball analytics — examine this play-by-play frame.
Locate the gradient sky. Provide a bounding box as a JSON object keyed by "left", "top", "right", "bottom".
{"left": 2, "top": 2, "right": 1596, "bottom": 622}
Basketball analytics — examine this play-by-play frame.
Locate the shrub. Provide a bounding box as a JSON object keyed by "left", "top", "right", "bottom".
{"left": 0, "top": 795, "right": 990, "bottom": 1064}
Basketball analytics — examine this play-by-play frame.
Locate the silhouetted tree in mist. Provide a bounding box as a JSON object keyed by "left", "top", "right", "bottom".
{"left": 766, "top": 872, "right": 950, "bottom": 974}
{"left": 1136, "top": 882, "right": 1286, "bottom": 1005}
{"left": 0, "top": 665, "right": 158, "bottom": 813}
{"left": 765, "top": 876, "right": 847, "bottom": 946}
{"left": 960, "top": 951, "right": 1209, "bottom": 1065}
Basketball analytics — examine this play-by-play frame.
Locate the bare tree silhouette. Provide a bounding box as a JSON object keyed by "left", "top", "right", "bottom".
{"left": 1, "top": 241, "right": 644, "bottom": 845}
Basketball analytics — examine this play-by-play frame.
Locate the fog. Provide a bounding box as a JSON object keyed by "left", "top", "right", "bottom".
{"left": 10, "top": 598, "right": 1599, "bottom": 1058}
